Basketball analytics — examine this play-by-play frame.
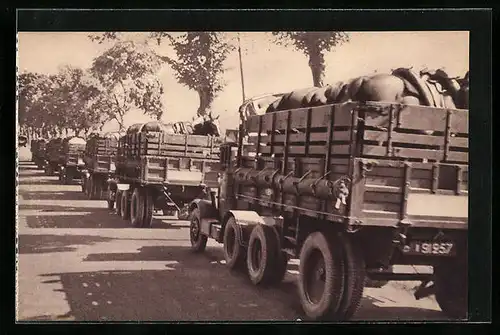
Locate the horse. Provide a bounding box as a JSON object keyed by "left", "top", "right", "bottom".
{"left": 190, "top": 112, "right": 221, "bottom": 137}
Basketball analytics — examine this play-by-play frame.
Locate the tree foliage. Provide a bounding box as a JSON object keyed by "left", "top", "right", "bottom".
{"left": 90, "top": 40, "right": 165, "bottom": 130}
{"left": 18, "top": 67, "right": 104, "bottom": 139}
{"left": 89, "top": 32, "right": 236, "bottom": 117}
{"left": 272, "top": 32, "right": 350, "bottom": 87}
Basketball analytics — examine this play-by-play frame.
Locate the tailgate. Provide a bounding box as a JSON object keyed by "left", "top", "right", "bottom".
{"left": 350, "top": 158, "right": 468, "bottom": 229}
{"left": 142, "top": 156, "right": 220, "bottom": 187}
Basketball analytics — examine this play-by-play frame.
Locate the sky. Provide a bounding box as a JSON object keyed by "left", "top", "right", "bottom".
{"left": 17, "top": 31, "right": 469, "bottom": 133}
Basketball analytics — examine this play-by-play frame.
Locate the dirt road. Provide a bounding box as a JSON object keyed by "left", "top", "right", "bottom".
{"left": 17, "top": 159, "right": 447, "bottom": 322}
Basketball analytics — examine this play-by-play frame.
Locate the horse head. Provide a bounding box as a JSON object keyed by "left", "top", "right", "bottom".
{"left": 191, "top": 113, "right": 221, "bottom": 137}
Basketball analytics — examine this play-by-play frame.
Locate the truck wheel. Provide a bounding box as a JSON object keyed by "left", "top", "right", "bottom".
{"left": 298, "top": 232, "right": 345, "bottom": 320}
{"left": 107, "top": 185, "right": 115, "bottom": 210}
{"left": 120, "top": 190, "right": 130, "bottom": 220}
{"left": 115, "top": 190, "right": 122, "bottom": 215}
{"left": 434, "top": 260, "right": 467, "bottom": 319}
{"left": 223, "top": 217, "right": 247, "bottom": 270}
{"left": 141, "top": 190, "right": 154, "bottom": 228}
{"left": 246, "top": 224, "right": 283, "bottom": 286}
{"left": 130, "top": 188, "right": 143, "bottom": 228}
{"left": 336, "top": 233, "right": 366, "bottom": 320}
{"left": 189, "top": 208, "right": 208, "bottom": 252}
{"left": 94, "top": 178, "right": 103, "bottom": 200}
{"left": 63, "top": 171, "right": 72, "bottom": 185}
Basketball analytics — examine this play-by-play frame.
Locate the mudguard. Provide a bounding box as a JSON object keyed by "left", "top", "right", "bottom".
{"left": 189, "top": 199, "right": 220, "bottom": 221}
{"left": 107, "top": 178, "right": 118, "bottom": 192}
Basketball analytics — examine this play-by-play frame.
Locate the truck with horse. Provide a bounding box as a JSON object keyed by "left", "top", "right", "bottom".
{"left": 184, "top": 68, "right": 469, "bottom": 321}
{"left": 106, "top": 114, "right": 225, "bottom": 228}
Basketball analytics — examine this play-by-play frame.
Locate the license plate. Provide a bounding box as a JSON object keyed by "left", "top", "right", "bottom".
{"left": 400, "top": 241, "right": 456, "bottom": 256}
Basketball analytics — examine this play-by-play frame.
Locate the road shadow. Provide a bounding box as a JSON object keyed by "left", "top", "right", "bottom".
{"left": 23, "top": 207, "right": 191, "bottom": 230}
{"left": 354, "top": 293, "right": 449, "bottom": 321}
{"left": 24, "top": 210, "right": 134, "bottom": 229}
{"left": 17, "top": 234, "right": 113, "bottom": 254}
{"left": 21, "top": 191, "right": 86, "bottom": 201}
{"left": 39, "top": 245, "right": 300, "bottom": 321}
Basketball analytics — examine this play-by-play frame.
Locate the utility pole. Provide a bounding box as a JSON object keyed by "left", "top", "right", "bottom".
{"left": 237, "top": 33, "right": 246, "bottom": 103}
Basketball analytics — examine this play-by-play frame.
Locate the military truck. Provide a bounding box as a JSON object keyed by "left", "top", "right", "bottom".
{"left": 185, "top": 100, "right": 468, "bottom": 321}
{"left": 44, "top": 138, "right": 64, "bottom": 176}
{"left": 109, "top": 121, "right": 223, "bottom": 228}
{"left": 30, "top": 139, "right": 48, "bottom": 170}
{"left": 82, "top": 132, "right": 119, "bottom": 206}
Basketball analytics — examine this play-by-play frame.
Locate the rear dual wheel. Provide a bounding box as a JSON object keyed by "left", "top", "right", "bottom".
{"left": 129, "top": 187, "right": 154, "bottom": 228}
{"left": 246, "top": 224, "right": 288, "bottom": 286}
{"left": 297, "top": 232, "right": 366, "bottom": 321}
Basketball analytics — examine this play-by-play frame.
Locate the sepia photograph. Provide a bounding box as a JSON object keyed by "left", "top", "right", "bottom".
{"left": 16, "top": 24, "right": 473, "bottom": 322}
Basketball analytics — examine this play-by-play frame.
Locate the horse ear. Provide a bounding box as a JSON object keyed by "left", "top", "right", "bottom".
{"left": 214, "top": 114, "right": 220, "bottom": 120}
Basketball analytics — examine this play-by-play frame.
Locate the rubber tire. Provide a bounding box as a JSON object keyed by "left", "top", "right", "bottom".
{"left": 120, "top": 190, "right": 130, "bottom": 220}
{"left": 298, "top": 232, "right": 345, "bottom": 321}
{"left": 81, "top": 176, "right": 87, "bottom": 193}
{"left": 223, "top": 217, "right": 247, "bottom": 270}
{"left": 94, "top": 177, "right": 103, "bottom": 200}
{"left": 139, "top": 190, "right": 154, "bottom": 228}
{"left": 115, "top": 190, "right": 123, "bottom": 216}
{"left": 130, "top": 188, "right": 143, "bottom": 228}
{"left": 246, "top": 224, "right": 282, "bottom": 286}
{"left": 434, "top": 260, "right": 467, "bottom": 319}
{"left": 335, "top": 233, "right": 366, "bottom": 320}
{"left": 189, "top": 208, "right": 208, "bottom": 253}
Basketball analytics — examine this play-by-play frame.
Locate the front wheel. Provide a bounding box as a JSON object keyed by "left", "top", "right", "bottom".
{"left": 115, "top": 190, "right": 123, "bottom": 216}
{"left": 297, "top": 232, "right": 345, "bottom": 320}
{"left": 189, "top": 208, "right": 208, "bottom": 253}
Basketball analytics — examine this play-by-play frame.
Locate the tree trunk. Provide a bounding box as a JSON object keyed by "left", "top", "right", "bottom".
{"left": 308, "top": 50, "right": 326, "bottom": 88}
{"left": 196, "top": 88, "right": 212, "bottom": 117}
{"left": 115, "top": 113, "right": 126, "bottom": 132}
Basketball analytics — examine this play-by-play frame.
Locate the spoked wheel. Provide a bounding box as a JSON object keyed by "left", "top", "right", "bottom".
{"left": 189, "top": 208, "right": 208, "bottom": 252}
{"left": 223, "top": 217, "right": 246, "bottom": 270}
{"left": 434, "top": 259, "right": 467, "bottom": 319}
{"left": 120, "top": 190, "right": 130, "bottom": 220}
{"left": 246, "top": 224, "right": 285, "bottom": 286}
{"left": 298, "top": 232, "right": 345, "bottom": 320}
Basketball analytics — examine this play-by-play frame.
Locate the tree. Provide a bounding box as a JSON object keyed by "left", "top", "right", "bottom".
{"left": 89, "top": 32, "right": 235, "bottom": 118}
{"left": 271, "top": 32, "right": 350, "bottom": 87}
{"left": 151, "top": 32, "right": 235, "bottom": 117}
{"left": 90, "top": 40, "right": 165, "bottom": 131}
{"left": 50, "top": 65, "right": 104, "bottom": 136}
{"left": 18, "top": 71, "right": 58, "bottom": 138}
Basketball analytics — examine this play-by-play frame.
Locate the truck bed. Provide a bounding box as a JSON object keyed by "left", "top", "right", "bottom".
{"left": 116, "top": 156, "right": 220, "bottom": 188}
{"left": 235, "top": 101, "right": 468, "bottom": 229}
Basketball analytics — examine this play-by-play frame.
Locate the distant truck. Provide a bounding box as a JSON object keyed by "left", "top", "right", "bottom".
{"left": 57, "top": 136, "right": 87, "bottom": 184}
{"left": 82, "top": 133, "right": 119, "bottom": 206}
{"left": 44, "top": 136, "right": 86, "bottom": 183}
{"left": 108, "top": 121, "right": 222, "bottom": 228}
{"left": 185, "top": 100, "right": 468, "bottom": 321}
